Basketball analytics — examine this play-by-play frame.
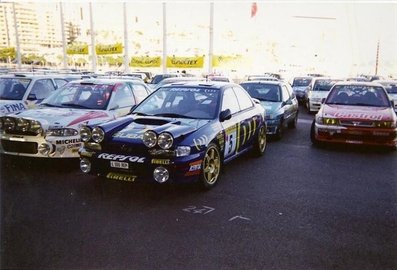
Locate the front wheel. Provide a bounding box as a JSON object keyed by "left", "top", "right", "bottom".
{"left": 252, "top": 125, "right": 267, "bottom": 157}
{"left": 310, "top": 120, "right": 321, "bottom": 147}
{"left": 288, "top": 112, "right": 298, "bottom": 129}
{"left": 199, "top": 143, "right": 222, "bottom": 190}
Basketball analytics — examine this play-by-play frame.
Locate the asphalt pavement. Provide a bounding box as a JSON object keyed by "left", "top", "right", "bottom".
{"left": 1, "top": 106, "right": 396, "bottom": 270}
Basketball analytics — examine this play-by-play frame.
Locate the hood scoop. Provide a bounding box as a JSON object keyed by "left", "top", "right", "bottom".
{"left": 134, "top": 117, "right": 181, "bottom": 126}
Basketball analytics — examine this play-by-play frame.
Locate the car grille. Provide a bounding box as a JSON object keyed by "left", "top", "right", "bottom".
{"left": 102, "top": 142, "right": 148, "bottom": 155}
{"left": 339, "top": 120, "right": 374, "bottom": 127}
{"left": 330, "top": 133, "right": 396, "bottom": 142}
{"left": 1, "top": 140, "right": 38, "bottom": 154}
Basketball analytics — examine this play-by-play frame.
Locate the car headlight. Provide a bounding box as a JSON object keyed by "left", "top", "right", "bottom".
{"left": 3, "top": 117, "right": 16, "bottom": 131}
{"left": 29, "top": 120, "right": 42, "bottom": 134}
{"left": 15, "top": 118, "right": 30, "bottom": 132}
{"left": 375, "top": 121, "right": 395, "bottom": 128}
{"left": 91, "top": 127, "right": 105, "bottom": 143}
{"left": 143, "top": 130, "right": 157, "bottom": 148}
{"left": 157, "top": 132, "right": 173, "bottom": 149}
{"left": 319, "top": 117, "right": 339, "bottom": 125}
{"left": 176, "top": 146, "right": 190, "bottom": 157}
{"left": 80, "top": 126, "right": 92, "bottom": 142}
{"left": 47, "top": 128, "right": 78, "bottom": 137}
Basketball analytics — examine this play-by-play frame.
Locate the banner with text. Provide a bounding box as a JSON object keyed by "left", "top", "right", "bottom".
{"left": 66, "top": 44, "right": 88, "bottom": 55}
{"left": 212, "top": 55, "right": 242, "bottom": 67}
{"left": 166, "top": 56, "right": 204, "bottom": 68}
{"left": 130, "top": 56, "right": 161, "bottom": 67}
{"left": 96, "top": 43, "right": 123, "bottom": 55}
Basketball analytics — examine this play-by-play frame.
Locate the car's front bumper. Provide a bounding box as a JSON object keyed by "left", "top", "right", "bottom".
{"left": 0, "top": 133, "right": 82, "bottom": 158}
{"left": 314, "top": 123, "right": 397, "bottom": 147}
{"left": 80, "top": 149, "right": 205, "bottom": 184}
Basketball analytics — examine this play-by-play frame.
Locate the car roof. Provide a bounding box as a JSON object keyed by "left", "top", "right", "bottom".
{"left": 160, "top": 80, "right": 234, "bottom": 90}
{"left": 240, "top": 80, "right": 282, "bottom": 85}
{"left": 334, "top": 81, "right": 385, "bottom": 87}
{"left": 68, "top": 78, "right": 144, "bottom": 85}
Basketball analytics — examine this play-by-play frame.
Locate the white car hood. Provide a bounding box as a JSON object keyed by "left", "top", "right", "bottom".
{"left": 11, "top": 107, "right": 116, "bottom": 130}
{"left": 309, "top": 91, "right": 328, "bottom": 99}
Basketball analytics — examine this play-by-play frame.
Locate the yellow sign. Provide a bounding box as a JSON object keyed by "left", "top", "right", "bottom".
{"left": 166, "top": 56, "right": 204, "bottom": 68}
{"left": 130, "top": 56, "right": 161, "bottom": 67}
{"left": 212, "top": 55, "right": 241, "bottom": 67}
{"left": 66, "top": 45, "right": 88, "bottom": 55}
{"left": 0, "top": 47, "right": 16, "bottom": 57}
{"left": 96, "top": 43, "right": 123, "bottom": 55}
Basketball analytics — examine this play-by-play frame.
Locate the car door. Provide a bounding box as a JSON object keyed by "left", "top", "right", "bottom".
{"left": 232, "top": 86, "right": 258, "bottom": 153}
{"left": 220, "top": 87, "right": 241, "bottom": 160}
{"left": 281, "top": 84, "right": 294, "bottom": 123}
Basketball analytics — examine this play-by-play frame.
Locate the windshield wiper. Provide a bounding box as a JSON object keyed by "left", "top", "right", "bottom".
{"left": 132, "top": 112, "right": 151, "bottom": 116}
{"left": 61, "top": 102, "right": 91, "bottom": 109}
{"left": 153, "top": 113, "right": 195, "bottom": 119}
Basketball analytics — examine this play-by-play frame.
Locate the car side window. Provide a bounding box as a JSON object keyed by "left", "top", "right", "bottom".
{"left": 285, "top": 84, "right": 295, "bottom": 98}
{"left": 281, "top": 85, "right": 290, "bottom": 102}
{"left": 30, "top": 79, "right": 56, "bottom": 101}
{"left": 111, "top": 84, "right": 135, "bottom": 108}
{"left": 131, "top": 83, "right": 150, "bottom": 104}
{"left": 222, "top": 87, "right": 240, "bottom": 114}
{"left": 232, "top": 86, "right": 253, "bottom": 111}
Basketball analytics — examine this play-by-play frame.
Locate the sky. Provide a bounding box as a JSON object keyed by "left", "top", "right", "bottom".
{"left": 31, "top": 1, "right": 397, "bottom": 77}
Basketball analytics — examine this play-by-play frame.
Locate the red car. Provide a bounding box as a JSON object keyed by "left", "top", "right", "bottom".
{"left": 310, "top": 82, "right": 397, "bottom": 149}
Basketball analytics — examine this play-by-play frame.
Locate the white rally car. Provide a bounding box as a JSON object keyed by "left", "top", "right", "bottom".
{"left": 0, "top": 79, "right": 151, "bottom": 158}
{"left": 0, "top": 73, "right": 76, "bottom": 116}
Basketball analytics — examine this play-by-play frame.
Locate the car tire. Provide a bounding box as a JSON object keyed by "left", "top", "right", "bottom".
{"left": 288, "top": 112, "right": 298, "bottom": 129}
{"left": 199, "top": 143, "right": 222, "bottom": 190}
{"left": 252, "top": 124, "right": 267, "bottom": 157}
{"left": 306, "top": 100, "right": 311, "bottom": 113}
{"left": 274, "top": 120, "right": 283, "bottom": 140}
{"left": 310, "top": 120, "right": 321, "bottom": 147}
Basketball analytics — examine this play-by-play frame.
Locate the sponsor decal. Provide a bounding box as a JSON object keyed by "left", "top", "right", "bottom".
{"left": 98, "top": 153, "right": 145, "bottom": 163}
{"left": 332, "top": 112, "right": 384, "bottom": 121}
{"left": 193, "top": 135, "right": 209, "bottom": 151}
{"left": 185, "top": 160, "right": 202, "bottom": 176}
{"left": 67, "top": 111, "right": 109, "bottom": 127}
{"left": 55, "top": 138, "right": 81, "bottom": 145}
{"left": 0, "top": 103, "right": 26, "bottom": 114}
{"left": 151, "top": 159, "right": 170, "bottom": 165}
{"left": 106, "top": 172, "right": 136, "bottom": 182}
{"left": 113, "top": 131, "right": 143, "bottom": 139}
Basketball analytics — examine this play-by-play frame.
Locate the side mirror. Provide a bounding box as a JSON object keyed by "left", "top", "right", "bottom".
{"left": 251, "top": 98, "right": 260, "bottom": 104}
{"left": 27, "top": 93, "right": 37, "bottom": 100}
{"left": 219, "top": 109, "right": 232, "bottom": 122}
{"left": 321, "top": 98, "right": 326, "bottom": 104}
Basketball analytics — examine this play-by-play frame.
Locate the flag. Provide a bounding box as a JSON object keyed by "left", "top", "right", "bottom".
{"left": 251, "top": 2, "right": 257, "bottom": 18}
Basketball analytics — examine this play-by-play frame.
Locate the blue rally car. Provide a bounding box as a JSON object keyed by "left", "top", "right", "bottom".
{"left": 79, "top": 81, "right": 267, "bottom": 189}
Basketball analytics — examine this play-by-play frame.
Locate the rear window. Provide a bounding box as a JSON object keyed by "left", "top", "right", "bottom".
{"left": 292, "top": 78, "right": 311, "bottom": 87}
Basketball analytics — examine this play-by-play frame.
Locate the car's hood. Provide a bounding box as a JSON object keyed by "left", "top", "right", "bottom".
{"left": 111, "top": 116, "right": 210, "bottom": 143}
{"left": 321, "top": 104, "right": 395, "bottom": 121}
{"left": 10, "top": 108, "right": 114, "bottom": 130}
{"left": 0, "top": 99, "right": 29, "bottom": 116}
{"left": 259, "top": 101, "right": 281, "bottom": 114}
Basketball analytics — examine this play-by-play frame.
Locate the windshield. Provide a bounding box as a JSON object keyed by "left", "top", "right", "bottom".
{"left": 133, "top": 86, "right": 220, "bottom": 119}
{"left": 42, "top": 83, "right": 114, "bottom": 110}
{"left": 240, "top": 83, "right": 281, "bottom": 102}
{"left": 292, "top": 78, "right": 311, "bottom": 87}
{"left": 0, "top": 78, "right": 32, "bottom": 100}
{"left": 313, "top": 79, "right": 338, "bottom": 91}
{"left": 326, "top": 85, "right": 391, "bottom": 107}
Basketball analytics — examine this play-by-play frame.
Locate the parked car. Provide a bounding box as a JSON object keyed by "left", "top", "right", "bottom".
{"left": 79, "top": 81, "right": 267, "bottom": 189}
{"left": 310, "top": 82, "right": 397, "bottom": 149}
{"left": 240, "top": 80, "right": 299, "bottom": 139}
{"left": 305, "top": 78, "right": 342, "bottom": 113}
{"left": 291, "top": 76, "right": 313, "bottom": 103}
{"left": 373, "top": 80, "right": 397, "bottom": 112}
{"left": 0, "top": 73, "right": 72, "bottom": 116}
{"left": 0, "top": 79, "right": 151, "bottom": 158}
{"left": 153, "top": 76, "right": 206, "bottom": 90}
{"left": 148, "top": 73, "right": 182, "bottom": 89}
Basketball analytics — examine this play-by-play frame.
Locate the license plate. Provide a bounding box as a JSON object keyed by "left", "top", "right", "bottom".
{"left": 110, "top": 161, "right": 129, "bottom": 169}
{"left": 106, "top": 172, "right": 136, "bottom": 182}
